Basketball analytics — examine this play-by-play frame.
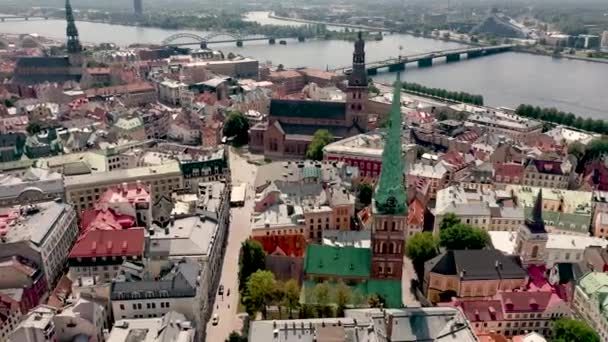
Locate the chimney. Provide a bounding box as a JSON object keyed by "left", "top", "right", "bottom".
{"left": 136, "top": 180, "right": 143, "bottom": 193}
{"left": 121, "top": 241, "right": 128, "bottom": 251}
{"left": 122, "top": 182, "right": 128, "bottom": 195}
{"left": 474, "top": 309, "right": 480, "bottom": 321}
{"left": 107, "top": 241, "right": 113, "bottom": 251}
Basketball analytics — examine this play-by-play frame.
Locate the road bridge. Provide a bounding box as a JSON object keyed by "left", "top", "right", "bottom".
{"left": 332, "top": 44, "right": 514, "bottom": 74}
{"left": 0, "top": 16, "right": 49, "bottom": 22}
{"left": 161, "top": 32, "right": 306, "bottom": 48}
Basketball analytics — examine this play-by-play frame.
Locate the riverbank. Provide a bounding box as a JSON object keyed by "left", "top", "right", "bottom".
{"left": 268, "top": 12, "right": 475, "bottom": 47}
{"left": 513, "top": 45, "right": 608, "bottom": 65}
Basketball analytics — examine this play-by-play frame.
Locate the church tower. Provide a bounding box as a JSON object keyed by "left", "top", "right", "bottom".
{"left": 371, "top": 74, "right": 407, "bottom": 280}
{"left": 346, "top": 32, "right": 369, "bottom": 128}
{"left": 515, "top": 189, "right": 548, "bottom": 266}
{"left": 65, "top": 0, "right": 83, "bottom": 67}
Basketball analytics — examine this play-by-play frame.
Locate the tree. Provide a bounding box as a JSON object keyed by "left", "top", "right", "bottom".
{"left": 367, "top": 293, "right": 386, "bottom": 308}
{"left": 439, "top": 213, "right": 461, "bottom": 231}
{"left": 440, "top": 223, "right": 490, "bottom": 250}
{"left": 312, "top": 282, "right": 334, "bottom": 317}
{"left": 239, "top": 239, "right": 266, "bottom": 291}
{"left": 568, "top": 142, "right": 585, "bottom": 162}
{"left": 306, "top": 129, "right": 333, "bottom": 160}
{"left": 334, "top": 281, "right": 352, "bottom": 317}
{"left": 3, "top": 98, "right": 14, "bottom": 108}
{"left": 282, "top": 279, "right": 300, "bottom": 319}
{"left": 276, "top": 63, "right": 285, "bottom": 71}
{"left": 406, "top": 232, "right": 439, "bottom": 266}
{"left": 552, "top": 318, "right": 599, "bottom": 342}
{"left": 244, "top": 270, "right": 276, "bottom": 319}
{"left": 227, "top": 52, "right": 236, "bottom": 60}
{"left": 223, "top": 111, "right": 250, "bottom": 147}
{"left": 26, "top": 122, "right": 42, "bottom": 135}
{"left": 226, "top": 332, "right": 247, "bottom": 342}
{"left": 357, "top": 183, "right": 373, "bottom": 206}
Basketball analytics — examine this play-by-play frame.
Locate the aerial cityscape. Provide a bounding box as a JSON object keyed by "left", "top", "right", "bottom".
{"left": 0, "top": 0, "right": 607, "bottom": 341}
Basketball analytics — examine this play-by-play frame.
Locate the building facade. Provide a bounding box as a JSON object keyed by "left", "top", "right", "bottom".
{"left": 0, "top": 201, "right": 79, "bottom": 287}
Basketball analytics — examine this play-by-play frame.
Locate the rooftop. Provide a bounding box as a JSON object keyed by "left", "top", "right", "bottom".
{"left": 270, "top": 99, "right": 346, "bottom": 120}
{"left": 426, "top": 249, "right": 527, "bottom": 280}
{"left": 64, "top": 162, "right": 181, "bottom": 188}
{"left": 489, "top": 231, "right": 608, "bottom": 255}
{"left": 0, "top": 201, "right": 72, "bottom": 246}
{"left": 505, "top": 185, "right": 592, "bottom": 215}
{"left": 69, "top": 228, "right": 145, "bottom": 259}
{"left": 322, "top": 132, "right": 384, "bottom": 159}
{"left": 107, "top": 311, "right": 195, "bottom": 342}
{"left": 304, "top": 245, "right": 371, "bottom": 278}
{"left": 111, "top": 259, "right": 199, "bottom": 300}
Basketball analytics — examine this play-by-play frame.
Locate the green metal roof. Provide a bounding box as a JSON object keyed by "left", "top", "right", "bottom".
{"left": 304, "top": 245, "right": 371, "bottom": 278}
{"left": 374, "top": 74, "right": 407, "bottom": 215}
{"left": 524, "top": 208, "right": 591, "bottom": 233}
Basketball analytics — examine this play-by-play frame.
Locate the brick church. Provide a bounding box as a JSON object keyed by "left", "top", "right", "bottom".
{"left": 12, "top": 0, "right": 84, "bottom": 86}
{"left": 249, "top": 32, "right": 378, "bottom": 158}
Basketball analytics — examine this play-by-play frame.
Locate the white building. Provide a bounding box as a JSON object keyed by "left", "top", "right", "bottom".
{"left": 0, "top": 201, "right": 79, "bottom": 287}
{"left": 0, "top": 167, "right": 64, "bottom": 206}
{"left": 489, "top": 231, "right": 608, "bottom": 267}
{"left": 573, "top": 272, "right": 608, "bottom": 342}
{"left": 107, "top": 311, "right": 195, "bottom": 342}
{"left": 545, "top": 125, "right": 600, "bottom": 146}
{"left": 53, "top": 297, "right": 107, "bottom": 342}
{"left": 110, "top": 260, "right": 202, "bottom": 335}
{"left": 158, "top": 80, "right": 187, "bottom": 106}
{"left": 9, "top": 306, "right": 56, "bottom": 342}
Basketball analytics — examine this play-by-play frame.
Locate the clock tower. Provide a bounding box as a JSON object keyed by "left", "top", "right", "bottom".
{"left": 371, "top": 73, "right": 407, "bottom": 280}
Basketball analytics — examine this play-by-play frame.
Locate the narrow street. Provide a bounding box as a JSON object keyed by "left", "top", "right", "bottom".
{"left": 205, "top": 149, "right": 258, "bottom": 342}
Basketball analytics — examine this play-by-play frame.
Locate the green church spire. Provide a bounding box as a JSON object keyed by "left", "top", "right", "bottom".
{"left": 374, "top": 73, "right": 407, "bottom": 215}
{"left": 66, "top": 0, "right": 82, "bottom": 54}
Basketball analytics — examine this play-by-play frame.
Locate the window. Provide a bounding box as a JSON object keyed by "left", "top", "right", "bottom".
{"left": 120, "top": 304, "right": 125, "bottom": 310}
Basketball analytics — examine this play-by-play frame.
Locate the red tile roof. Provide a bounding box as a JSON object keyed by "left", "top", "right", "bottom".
{"left": 407, "top": 198, "right": 425, "bottom": 226}
{"left": 494, "top": 163, "right": 524, "bottom": 180}
{"left": 253, "top": 234, "right": 306, "bottom": 258}
{"left": 457, "top": 299, "right": 505, "bottom": 322}
{"left": 80, "top": 209, "right": 134, "bottom": 232}
{"left": 84, "top": 82, "right": 154, "bottom": 97}
{"left": 69, "top": 228, "right": 145, "bottom": 259}
{"left": 500, "top": 291, "right": 555, "bottom": 313}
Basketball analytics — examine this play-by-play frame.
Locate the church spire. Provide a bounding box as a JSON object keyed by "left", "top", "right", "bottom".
{"left": 348, "top": 31, "right": 367, "bottom": 87}
{"left": 526, "top": 188, "right": 546, "bottom": 233}
{"left": 374, "top": 73, "right": 406, "bottom": 215}
{"left": 65, "top": 0, "right": 82, "bottom": 54}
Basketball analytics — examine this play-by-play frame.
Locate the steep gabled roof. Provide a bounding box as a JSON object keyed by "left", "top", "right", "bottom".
{"left": 270, "top": 99, "right": 346, "bottom": 120}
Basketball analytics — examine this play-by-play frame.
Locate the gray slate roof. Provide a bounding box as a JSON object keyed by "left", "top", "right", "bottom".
{"left": 111, "top": 259, "right": 199, "bottom": 300}
{"left": 426, "top": 249, "right": 527, "bottom": 280}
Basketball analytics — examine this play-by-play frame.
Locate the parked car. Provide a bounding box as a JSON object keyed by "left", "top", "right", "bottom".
{"left": 212, "top": 314, "right": 219, "bottom": 326}
{"left": 218, "top": 285, "right": 224, "bottom": 295}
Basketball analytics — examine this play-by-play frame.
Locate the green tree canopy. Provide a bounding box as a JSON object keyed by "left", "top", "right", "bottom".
{"left": 406, "top": 232, "right": 439, "bottom": 266}
{"left": 552, "top": 318, "right": 599, "bottom": 342}
{"left": 367, "top": 293, "right": 386, "bottom": 308}
{"left": 244, "top": 270, "right": 277, "bottom": 319}
{"left": 306, "top": 129, "right": 333, "bottom": 160}
{"left": 223, "top": 111, "right": 250, "bottom": 147}
{"left": 439, "top": 213, "right": 461, "bottom": 231}
{"left": 239, "top": 239, "right": 266, "bottom": 291}
{"left": 440, "top": 223, "right": 490, "bottom": 250}
{"left": 334, "top": 281, "right": 352, "bottom": 316}
{"left": 357, "top": 183, "right": 373, "bottom": 206}
{"left": 282, "top": 279, "right": 301, "bottom": 319}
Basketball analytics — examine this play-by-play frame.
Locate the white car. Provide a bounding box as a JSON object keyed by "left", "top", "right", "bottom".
{"left": 211, "top": 314, "right": 219, "bottom": 326}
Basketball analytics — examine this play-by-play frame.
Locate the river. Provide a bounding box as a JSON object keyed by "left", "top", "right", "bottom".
{"left": 0, "top": 12, "right": 607, "bottom": 119}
